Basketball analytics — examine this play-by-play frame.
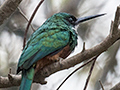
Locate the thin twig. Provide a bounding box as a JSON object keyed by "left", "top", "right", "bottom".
{"left": 23, "top": 0, "right": 44, "bottom": 49}
{"left": 82, "top": 42, "right": 86, "bottom": 52}
{"left": 111, "top": 6, "right": 120, "bottom": 35}
{"left": 56, "top": 56, "right": 97, "bottom": 90}
{"left": 9, "top": 68, "right": 12, "bottom": 74}
{"left": 83, "top": 56, "right": 98, "bottom": 90}
{"left": 18, "top": 7, "right": 35, "bottom": 32}
{"left": 99, "top": 80, "right": 104, "bottom": 90}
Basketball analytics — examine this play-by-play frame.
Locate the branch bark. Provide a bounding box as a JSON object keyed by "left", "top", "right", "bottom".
{"left": 0, "top": 74, "right": 21, "bottom": 88}
{"left": 110, "top": 82, "right": 120, "bottom": 90}
{"left": 0, "top": 5, "right": 120, "bottom": 89}
{"left": 0, "top": 0, "right": 22, "bottom": 26}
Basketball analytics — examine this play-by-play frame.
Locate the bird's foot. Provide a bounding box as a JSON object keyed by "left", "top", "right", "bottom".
{"left": 54, "top": 57, "right": 63, "bottom": 62}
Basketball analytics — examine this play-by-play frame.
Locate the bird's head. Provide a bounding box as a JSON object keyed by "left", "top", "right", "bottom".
{"left": 46, "top": 12, "right": 105, "bottom": 28}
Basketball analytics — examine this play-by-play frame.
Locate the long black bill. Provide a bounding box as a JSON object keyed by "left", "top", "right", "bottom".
{"left": 75, "top": 13, "right": 106, "bottom": 25}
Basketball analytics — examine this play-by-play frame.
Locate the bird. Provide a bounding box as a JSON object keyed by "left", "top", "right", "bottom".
{"left": 17, "top": 12, "right": 105, "bottom": 90}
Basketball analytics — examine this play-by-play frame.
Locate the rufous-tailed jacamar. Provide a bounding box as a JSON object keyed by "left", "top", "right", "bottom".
{"left": 17, "top": 12, "right": 105, "bottom": 90}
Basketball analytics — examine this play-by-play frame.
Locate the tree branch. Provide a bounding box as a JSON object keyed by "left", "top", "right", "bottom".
{"left": 0, "top": 74, "right": 21, "bottom": 88}
{"left": 0, "top": 0, "right": 23, "bottom": 26}
{"left": 83, "top": 56, "right": 97, "bottom": 90}
{"left": 23, "top": 0, "right": 44, "bottom": 49}
{"left": 0, "top": 5, "right": 120, "bottom": 89}
{"left": 56, "top": 56, "right": 98, "bottom": 90}
{"left": 110, "top": 82, "right": 120, "bottom": 90}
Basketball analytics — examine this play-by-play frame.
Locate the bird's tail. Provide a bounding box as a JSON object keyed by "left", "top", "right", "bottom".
{"left": 19, "top": 67, "right": 35, "bottom": 90}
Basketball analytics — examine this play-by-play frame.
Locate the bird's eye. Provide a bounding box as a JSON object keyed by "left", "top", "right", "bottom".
{"left": 68, "top": 17, "right": 73, "bottom": 22}
{"left": 67, "top": 16, "right": 77, "bottom": 24}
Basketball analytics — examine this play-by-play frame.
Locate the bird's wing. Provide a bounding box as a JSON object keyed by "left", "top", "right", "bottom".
{"left": 18, "top": 28, "right": 70, "bottom": 70}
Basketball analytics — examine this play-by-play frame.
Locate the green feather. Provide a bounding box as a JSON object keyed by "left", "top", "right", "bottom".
{"left": 17, "top": 12, "right": 78, "bottom": 90}
{"left": 19, "top": 67, "right": 34, "bottom": 90}
{"left": 17, "top": 12, "right": 105, "bottom": 90}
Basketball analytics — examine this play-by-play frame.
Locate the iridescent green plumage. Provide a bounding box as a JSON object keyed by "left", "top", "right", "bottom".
{"left": 17, "top": 12, "right": 105, "bottom": 90}
{"left": 17, "top": 13, "right": 77, "bottom": 71}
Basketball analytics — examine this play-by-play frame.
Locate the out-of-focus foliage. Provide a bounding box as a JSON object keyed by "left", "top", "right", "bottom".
{"left": 0, "top": 0, "right": 120, "bottom": 90}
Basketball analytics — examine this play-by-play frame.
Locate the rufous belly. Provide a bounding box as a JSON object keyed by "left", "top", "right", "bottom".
{"left": 35, "top": 44, "right": 72, "bottom": 73}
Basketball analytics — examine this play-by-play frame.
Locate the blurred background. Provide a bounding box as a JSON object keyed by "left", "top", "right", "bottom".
{"left": 0, "top": 0, "right": 120, "bottom": 90}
